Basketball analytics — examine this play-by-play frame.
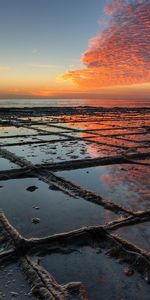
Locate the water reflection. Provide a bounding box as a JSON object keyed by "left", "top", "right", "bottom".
{"left": 0, "top": 178, "right": 118, "bottom": 238}
{"left": 57, "top": 163, "right": 150, "bottom": 212}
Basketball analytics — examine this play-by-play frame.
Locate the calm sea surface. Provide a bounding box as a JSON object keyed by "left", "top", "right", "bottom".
{"left": 0, "top": 99, "right": 149, "bottom": 108}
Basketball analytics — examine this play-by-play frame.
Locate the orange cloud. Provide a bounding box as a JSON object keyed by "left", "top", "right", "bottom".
{"left": 62, "top": 0, "right": 150, "bottom": 90}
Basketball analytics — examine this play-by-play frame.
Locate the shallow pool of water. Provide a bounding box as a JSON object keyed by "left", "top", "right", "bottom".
{"left": 0, "top": 178, "right": 118, "bottom": 238}
{"left": 0, "top": 157, "right": 19, "bottom": 171}
{"left": 37, "top": 246, "right": 150, "bottom": 300}
{"left": 57, "top": 164, "right": 150, "bottom": 212}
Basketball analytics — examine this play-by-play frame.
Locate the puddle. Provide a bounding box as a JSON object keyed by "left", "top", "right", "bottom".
{"left": 60, "top": 131, "right": 99, "bottom": 139}
{"left": 0, "top": 136, "right": 44, "bottom": 145}
{"left": 114, "top": 222, "right": 150, "bottom": 252}
{"left": 35, "top": 246, "right": 150, "bottom": 300}
{"left": 31, "top": 124, "right": 70, "bottom": 133}
{"left": 117, "top": 134, "right": 150, "bottom": 143}
{"left": 59, "top": 122, "right": 113, "bottom": 131}
{"left": 37, "top": 134, "right": 69, "bottom": 141}
{"left": 4, "top": 140, "right": 92, "bottom": 164}
{"left": 3, "top": 137, "right": 125, "bottom": 165}
{"left": 0, "top": 262, "right": 35, "bottom": 299}
{"left": 85, "top": 135, "right": 139, "bottom": 148}
{"left": 52, "top": 122, "right": 91, "bottom": 130}
{"left": 57, "top": 164, "right": 150, "bottom": 212}
{"left": 0, "top": 158, "right": 19, "bottom": 171}
{"left": 0, "top": 126, "right": 38, "bottom": 137}
{"left": 83, "top": 142, "right": 123, "bottom": 157}
{"left": 0, "top": 178, "right": 118, "bottom": 238}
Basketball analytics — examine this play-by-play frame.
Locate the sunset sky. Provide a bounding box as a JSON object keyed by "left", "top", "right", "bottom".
{"left": 0, "top": 0, "right": 150, "bottom": 99}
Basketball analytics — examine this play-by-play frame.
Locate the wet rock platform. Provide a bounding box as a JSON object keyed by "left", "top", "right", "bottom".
{"left": 0, "top": 106, "right": 149, "bottom": 299}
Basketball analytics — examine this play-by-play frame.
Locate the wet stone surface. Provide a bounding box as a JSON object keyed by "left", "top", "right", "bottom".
{"left": 0, "top": 107, "right": 149, "bottom": 300}
{"left": 0, "top": 178, "right": 118, "bottom": 238}
{"left": 57, "top": 164, "right": 150, "bottom": 212}
{"left": 0, "top": 262, "right": 35, "bottom": 299}
{"left": 0, "top": 224, "right": 14, "bottom": 253}
{"left": 0, "top": 158, "right": 20, "bottom": 171}
{"left": 113, "top": 222, "right": 150, "bottom": 252}
{"left": 37, "top": 246, "right": 150, "bottom": 300}
{"left": 4, "top": 140, "right": 92, "bottom": 164}
{"left": 0, "top": 126, "right": 38, "bottom": 137}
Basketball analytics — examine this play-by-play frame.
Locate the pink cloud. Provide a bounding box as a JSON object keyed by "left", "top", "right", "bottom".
{"left": 62, "top": 0, "right": 150, "bottom": 90}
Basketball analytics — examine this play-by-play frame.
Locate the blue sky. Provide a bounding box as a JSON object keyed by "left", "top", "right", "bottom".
{"left": 0, "top": 0, "right": 150, "bottom": 99}
{"left": 0, "top": 0, "right": 105, "bottom": 72}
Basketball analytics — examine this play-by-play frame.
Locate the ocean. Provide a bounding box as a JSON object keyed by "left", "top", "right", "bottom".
{"left": 0, "top": 98, "right": 149, "bottom": 108}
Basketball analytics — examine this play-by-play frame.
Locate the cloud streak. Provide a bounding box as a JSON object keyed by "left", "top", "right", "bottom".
{"left": 0, "top": 65, "right": 10, "bottom": 72}
{"left": 32, "top": 48, "right": 39, "bottom": 54}
{"left": 62, "top": 0, "right": 150, "bottom": 89}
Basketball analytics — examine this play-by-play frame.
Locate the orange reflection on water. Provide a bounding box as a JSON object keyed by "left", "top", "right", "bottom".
{"left": 64, "top": 111, "right": 149, "bottom": 158}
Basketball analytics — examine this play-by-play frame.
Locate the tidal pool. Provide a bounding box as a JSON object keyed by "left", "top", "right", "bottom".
{"left": 0, "top": 157, "right": 19, "bottom": 171}
{"left": 0, "top": 126, "right": 38, "bottom": 137}
{"left": 4, "top": 140, "right": 92, "bottom": 164}
{"left": 36, "top": 246, "right": 150, "bottom": 300}
{"left": 57, "top": 164, "right": 150, "bottom": 212}
{"left": 113, "top": 222, "right": 150, "bottom": 252}
{"left": 0, "top": 178, "right": 118, "bottom": 238}
{"left": 31, "top": 124, "right": 70, "bottom": 133}
{"left": 0, "top": 136, "right": 45, "bottom": 145}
